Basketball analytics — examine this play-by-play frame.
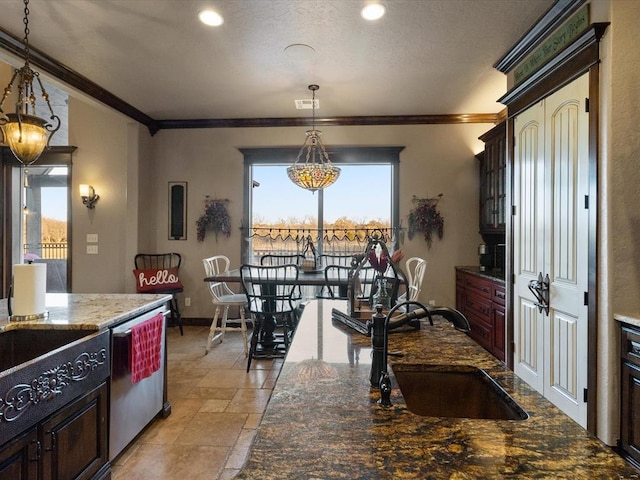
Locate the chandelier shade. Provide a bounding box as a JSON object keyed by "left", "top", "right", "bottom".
{"left": 2, "top": 113, "right": 50, "bottom": 164}
{"left": 287, "top": 85, "right": 340, "bottom": 192}
{"left": 0, "top": 0, "right": 60, "bottom": 165}
{"left": 287, "top": 129, "right": 340, "bottom": 191}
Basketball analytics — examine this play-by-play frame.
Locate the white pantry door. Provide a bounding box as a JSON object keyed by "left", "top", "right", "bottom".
{"left": 513, "top": 73, "right": 589, "bottom": 427}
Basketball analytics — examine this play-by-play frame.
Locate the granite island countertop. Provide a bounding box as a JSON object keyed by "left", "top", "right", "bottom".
{"left": 0, "top": 293, "right": 172, "bottom": 333}
{"left": 236, "top": 299, "right": 639, "bottom": 479}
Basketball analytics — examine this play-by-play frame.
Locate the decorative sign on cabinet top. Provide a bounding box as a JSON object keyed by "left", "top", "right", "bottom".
{"left": 514, "top": 4, "right": 590, "bottom": 85}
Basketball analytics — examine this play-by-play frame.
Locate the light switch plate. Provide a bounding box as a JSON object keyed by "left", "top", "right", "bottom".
{"left": 87, "top": 233, "right": 98, "bottom": 243}
{"left": 87, "top": 245, "right": 98, "bottom": 254}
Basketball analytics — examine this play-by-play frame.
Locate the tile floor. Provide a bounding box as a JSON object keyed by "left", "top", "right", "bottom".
{"left": 111, "top": 325, "right": 280, "bottom": 480}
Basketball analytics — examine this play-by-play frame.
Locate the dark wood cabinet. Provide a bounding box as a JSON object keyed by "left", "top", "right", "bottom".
{"left": 0, "top": 383, "right": 109, "bottom": 480}
{"left": 620, "top": 323, "right": 640, "bottom": 468}
{"left": 478, "top": 122, "right": 506, "bottom": 235}
{"left": 455, "top": 267, "right": 505, "bottom": 362}
{"left": 0, "top": 428, "right": 38, "bottom": 480}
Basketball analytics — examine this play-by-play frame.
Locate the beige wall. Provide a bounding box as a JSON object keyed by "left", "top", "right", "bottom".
{"left": 596, "top": 0, "right": 640, "bottom": 444}
{"left": 68, "top": 97, "right": 146, "bottom": 293}
{"left": 148, "top": 124, "right": 489, "bottom": 319}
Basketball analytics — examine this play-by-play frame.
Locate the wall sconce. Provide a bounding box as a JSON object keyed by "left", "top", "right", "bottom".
{"left": 79, "top": 184, "right": 99, "bottom": 209}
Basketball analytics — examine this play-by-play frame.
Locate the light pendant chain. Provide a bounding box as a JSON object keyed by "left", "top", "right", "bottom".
{"left": 23, "top": 0, "right": 31, "bottom": 64}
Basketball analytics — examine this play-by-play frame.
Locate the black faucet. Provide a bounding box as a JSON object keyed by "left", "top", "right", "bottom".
{"left": 368, "top": 301, "right": 431, "bottom": 405}
{"left": 368, "top": 301, "right": 471, "bottom": 407}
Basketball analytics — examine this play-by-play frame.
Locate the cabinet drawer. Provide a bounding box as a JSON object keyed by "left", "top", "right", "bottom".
{"left": 465, "top": 292, "right": 491, "bottom": 321}
{"left": 456, "top": 270, "right": 465, "bottom": 288}
{"left": 466, "top": 311, "right": 493, "bottom": 351}
{"left": 492, "top": 283, "right": 506, "bottom": 305}
{"left": 622, "top": 326, "right": 640, "bottom": 367}
{"left": 465, "top": 275, "right": 492, "bottom": 298}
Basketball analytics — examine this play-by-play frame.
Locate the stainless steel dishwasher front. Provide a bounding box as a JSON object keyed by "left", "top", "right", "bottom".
{"left": 109, "top": 306, "right": 168, "bottom": 461}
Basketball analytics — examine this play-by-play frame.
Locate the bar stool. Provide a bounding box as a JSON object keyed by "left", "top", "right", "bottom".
{"left": 203, "top": 255, "right": 248, "bottom": 356}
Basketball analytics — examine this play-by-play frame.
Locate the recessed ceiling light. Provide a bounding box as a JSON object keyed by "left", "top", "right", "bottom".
{"left": 199, "top": 9, "right": 224, "bottom": 27}
{"left": 361, "top": 3, "right": 386, "bottom": 21}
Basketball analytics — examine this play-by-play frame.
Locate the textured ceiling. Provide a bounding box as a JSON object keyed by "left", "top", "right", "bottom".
{"left": 0, "top": 0, "right": 555, "bottom": 121}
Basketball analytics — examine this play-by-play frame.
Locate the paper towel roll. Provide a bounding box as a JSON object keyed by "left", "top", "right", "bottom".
{"left": 13, "top": 263, "right": 47, "bottom": 317}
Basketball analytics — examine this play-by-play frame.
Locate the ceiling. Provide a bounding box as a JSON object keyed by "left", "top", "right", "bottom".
{"left": 0, "top": 0, "right": 555, "bottom": 123}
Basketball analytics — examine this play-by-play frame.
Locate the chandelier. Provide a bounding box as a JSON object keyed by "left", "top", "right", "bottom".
{"left": 287, "top": 85, "right": 340, "bottom": 192}
{"left": 0, "top": 0, "right": 60, "bottom": 164}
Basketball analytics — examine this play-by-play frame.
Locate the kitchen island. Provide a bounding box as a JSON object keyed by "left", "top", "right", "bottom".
{"left": 236, "top": 299, "right": 639, "bottom": 479}
{"left": 0, "top": 293, "right": 172, "bottom": 480}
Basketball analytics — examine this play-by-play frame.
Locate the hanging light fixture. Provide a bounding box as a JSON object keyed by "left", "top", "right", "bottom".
{"left": 287, "top": 85, "right": 340, "bottom": 192}
{"left": 0, "top": 0, "right": 60, "bottom": 165}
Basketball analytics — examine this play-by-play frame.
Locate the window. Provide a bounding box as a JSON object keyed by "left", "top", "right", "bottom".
{"left": 241, "top": 146, "right": 402, "bottom": 263}
{"left": 12, "top": 164, "right": 70, "bottom": 292}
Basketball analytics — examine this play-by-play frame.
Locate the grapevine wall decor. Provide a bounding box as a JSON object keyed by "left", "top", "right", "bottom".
{"left": 407, "top": 193, "right": 444, "bottom": 248}
{"left": 196, "top": 196, "right": 231, "bottom": 241}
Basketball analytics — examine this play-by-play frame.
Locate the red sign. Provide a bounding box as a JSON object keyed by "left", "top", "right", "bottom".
{"left": 133, "top": 268, "right": 183, "bottom": 293}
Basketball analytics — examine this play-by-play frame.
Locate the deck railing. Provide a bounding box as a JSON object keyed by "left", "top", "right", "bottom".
{"left": 24, "top": 242, "right": 68, "bottom": 260}
{"left": 246, "top": 226, "right": 399, "bottom": 264}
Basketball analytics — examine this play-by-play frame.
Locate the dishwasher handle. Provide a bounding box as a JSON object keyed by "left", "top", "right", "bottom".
{"left": 112, "top": 310, "right": 170, "bottom": 337}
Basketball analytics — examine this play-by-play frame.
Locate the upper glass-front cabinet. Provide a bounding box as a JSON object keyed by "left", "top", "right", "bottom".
{"left": 478, "top": 122, "right": 506, "bottom": 235}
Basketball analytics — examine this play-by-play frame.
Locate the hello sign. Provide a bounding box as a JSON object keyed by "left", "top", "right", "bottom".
{"left": 133, "top": 268, "right": 183, "bottom": 293}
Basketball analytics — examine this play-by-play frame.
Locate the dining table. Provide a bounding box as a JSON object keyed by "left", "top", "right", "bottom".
{"left": 203, "top": 267, "right": 346, "bottom": 287}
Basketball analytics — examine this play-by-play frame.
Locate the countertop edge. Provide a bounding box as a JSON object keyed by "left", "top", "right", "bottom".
{"left": 0, "top": 293, "right": 173, "bottom": 332}
{"left": 615, "top": 313, "right": 640, "bottom": 329}
{"left": 456, "top": 265, "right": 505, "bottom": 283}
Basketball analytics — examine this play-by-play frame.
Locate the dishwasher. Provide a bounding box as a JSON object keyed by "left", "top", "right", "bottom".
{"left": 109, "top": 306, "right": 168, "bottom": 460}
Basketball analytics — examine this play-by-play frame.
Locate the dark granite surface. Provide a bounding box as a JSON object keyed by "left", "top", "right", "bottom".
{"left": 456, "top": 265, "right": 506, "bottom": 283}
{"left": 237, "top": 300, "right": 639, "bottom": 479}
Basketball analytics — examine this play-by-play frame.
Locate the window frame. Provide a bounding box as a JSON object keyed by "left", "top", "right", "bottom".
{"left": 240, "top": 146, "right": 403, "bottom": 263}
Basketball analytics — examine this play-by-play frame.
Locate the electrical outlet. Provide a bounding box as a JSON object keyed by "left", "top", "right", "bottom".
{"left": 184, "top": 297, "right": 191, "bottom": 307}
{"left": 428, "top": 299, "right": 436, "bottom": 306}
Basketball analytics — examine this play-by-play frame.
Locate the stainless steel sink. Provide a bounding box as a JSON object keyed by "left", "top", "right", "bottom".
{"left": 391, "top": 364, "right": 528, "bottom": 420}
{"left": 0, "top": 328, "right": 110, "bottom": 439}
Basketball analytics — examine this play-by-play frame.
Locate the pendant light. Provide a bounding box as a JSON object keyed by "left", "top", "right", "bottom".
{"left": 287, "top": 85, "right": 340, "bottom": 192}
{"left": 0, "top": 0, "right": 60, "bottom": 165}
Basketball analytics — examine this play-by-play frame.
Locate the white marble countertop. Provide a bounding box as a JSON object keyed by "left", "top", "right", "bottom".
{"left": 615, "top": 313, "right": 640, "bottom": 329}
{"left": 0, "top": 293, "right": 172, "bottom": 332}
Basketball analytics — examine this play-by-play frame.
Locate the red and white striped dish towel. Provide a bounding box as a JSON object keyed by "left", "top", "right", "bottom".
{"left": 129, "top": 313, "right": 163, "bottom": 384}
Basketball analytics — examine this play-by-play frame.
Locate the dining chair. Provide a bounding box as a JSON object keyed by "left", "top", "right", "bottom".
{"left": 319, "top": 253, "right": 355, "bottom": 268}
{"left": 398, "top": 257, "right": 427, "bottom": 303}
{"left": 134, "top": 252, "right": 183, "bottom": 335}
{"left": 202, "top": 255, "right": 249, "bottom": 356}
{"left": 240, "top": 263, "right": 300, "bottom": 371}
{"left": 318, "top": 265, "right": 352, "bottom": 299}
{"left": 259, "top": 253, "right": 305, "bottom": 266}
{"left": 261, "top": 253, "right": 306, "bottom": 298}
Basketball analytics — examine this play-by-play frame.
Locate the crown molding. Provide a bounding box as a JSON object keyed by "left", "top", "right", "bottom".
{"left": 0, "top": 27, "right": 499, "bottom": 134}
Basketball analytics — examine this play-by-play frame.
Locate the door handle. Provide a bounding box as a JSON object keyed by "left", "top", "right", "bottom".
{"left": 528, "top": 272, "right": 550, "bottom": 316}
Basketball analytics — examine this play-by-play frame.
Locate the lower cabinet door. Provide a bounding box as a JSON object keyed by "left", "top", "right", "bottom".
{"left": 492, "top": 305, "right": 506, "bottom": 362}
{"left": 40, "top": 383, "right": 108, "bottom": 480}
{"left": 0, "top": 428, "right": 38, "bottom": 480}
{"left": 621, "top": 361, "right": 640, "bottom": 466}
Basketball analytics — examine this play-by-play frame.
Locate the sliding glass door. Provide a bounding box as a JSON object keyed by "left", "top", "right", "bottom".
{"left": 242, "top": 146, "right": 402, "bottom": 264}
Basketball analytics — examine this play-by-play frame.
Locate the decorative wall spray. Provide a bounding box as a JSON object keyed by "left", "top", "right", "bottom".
{"left": 407, "top": 194, "right": 444, "bottom": 248}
